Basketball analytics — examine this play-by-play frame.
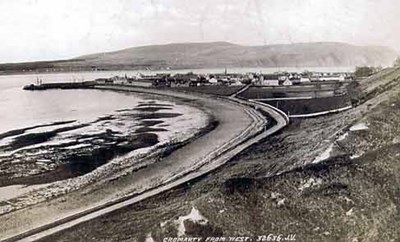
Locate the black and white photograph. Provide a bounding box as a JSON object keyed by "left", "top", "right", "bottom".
{"left": 0, "top": 1, "right": 399, "bottom": 241}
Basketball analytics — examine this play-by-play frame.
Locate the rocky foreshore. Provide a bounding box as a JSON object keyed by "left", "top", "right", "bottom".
{"left": 0, "top": 96, "right": 211, "bottom": 215}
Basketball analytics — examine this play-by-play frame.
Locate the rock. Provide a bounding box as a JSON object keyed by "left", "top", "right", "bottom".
{"left": 270, "top": 192, "right": 280, "bottom": 200}
{"left": 299, "top": 177, "right": 322, "bottom": 191}
{"left": 323, "top": 231, "right": 331, "bottom": 236}
{"left": 145, "top": 233, "right": 155, "bottom": 242}
{"left": 277, "top": 198, "right": 286, "bottom": 207}
{"left": 346, "top": 208, "right": 354, "bottom": 216}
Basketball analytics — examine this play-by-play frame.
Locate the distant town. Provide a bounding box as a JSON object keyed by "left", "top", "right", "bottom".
{"left": 95, "top": 70, "right": 355, "bottom": 88}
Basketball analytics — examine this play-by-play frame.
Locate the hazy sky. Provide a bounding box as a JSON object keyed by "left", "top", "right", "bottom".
{"left": 0, "top": 0, "right": 399, "bottom": 63}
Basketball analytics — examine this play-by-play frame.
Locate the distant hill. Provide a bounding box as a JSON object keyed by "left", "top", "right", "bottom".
{"left": 72, "top": 42, "right": 397, "bottom": 69}
{"left": 0, "top": 42, "right": 398, "bottom": 73}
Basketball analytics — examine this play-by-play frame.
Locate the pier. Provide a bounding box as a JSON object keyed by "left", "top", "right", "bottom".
{"left": 22, "top": 81, "right": 96, "bottom": 91}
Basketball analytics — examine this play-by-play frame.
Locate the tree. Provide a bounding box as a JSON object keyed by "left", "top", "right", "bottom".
{"left": 354, "top": 66, "right": 375, "bottom": 78}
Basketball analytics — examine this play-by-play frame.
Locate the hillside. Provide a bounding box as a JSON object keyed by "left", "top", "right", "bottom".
{"left": 72, "top": 41, "right": 397, "bottom": 69}
{"left": 0, "top": 42, "right": 397, "bottom": 73}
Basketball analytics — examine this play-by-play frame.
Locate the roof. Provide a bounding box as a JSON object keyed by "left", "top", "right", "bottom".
{"left": 262, "top": 74, "right": 279, "bottom": 80}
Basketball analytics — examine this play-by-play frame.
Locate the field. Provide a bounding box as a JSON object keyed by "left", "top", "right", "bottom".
{"left": 237, "top": 85, "right": 343, "bottom": 99}
{"left": 263, "top": 95, "right": 351, "bottom": 115}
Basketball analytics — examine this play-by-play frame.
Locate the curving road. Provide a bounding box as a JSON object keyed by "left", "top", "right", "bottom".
{"left": 1, "top": 85, "right": 288, "bottom": 242}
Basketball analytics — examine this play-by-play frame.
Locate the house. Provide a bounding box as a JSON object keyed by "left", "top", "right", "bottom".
{"left": 319, "top": 74, "right": 345, "bottom": 82}
{"left": 209, "top": 77, "right": 218, "bottom": 85}
{"left": 345, "top": 75, "right": 354, "bottom": 81}
{"left": 282, "top": 79, "right": 293, "bottom": 86}
{"left": 264, "top": 80, "right": 279, "bottom": 86}
{"left": 111, "top": 76, "right": 127, "bottom": 84}
{"left": 231, "top": 79, "right": 243, "bottom": 86}
{"left": 278, "top": 75, "right": 289, "bottom": 81}
{"left": 262, "top": 74, "right": 280, "bottom": 86}
{"left": 289, "top": 77, "right": 301, "bottom": 85}
{"left": 95, "top": 78, "right": 112, "bottom": 84}
{"left": 300, "top": 77, "right": 311, "bottom": 82}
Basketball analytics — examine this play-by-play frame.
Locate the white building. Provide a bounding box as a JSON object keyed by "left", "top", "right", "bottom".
{"left": 263, "top": 80, "right": 279, "bottom": 86}
{"left": 319, "top": 74, "right": 345, "bottom": 82}
{"left": 209, "top": 77, "right": 218, "bottom": 85}
{"left": 300, "top": 77, "right": 311, "bottom": 82}
{"left": 282, "top": 79, "right": 293, "bottom": 86}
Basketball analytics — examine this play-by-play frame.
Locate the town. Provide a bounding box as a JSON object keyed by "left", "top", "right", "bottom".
{"left": 90, "top": 69, "right": 358, "bottom": 118}
{"left": 95, "top": 70, "right": 355, "bottom": 87}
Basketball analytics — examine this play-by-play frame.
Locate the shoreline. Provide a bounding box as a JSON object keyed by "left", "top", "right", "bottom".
{"left": 0, "top": 87, "right": 214, "bottom": 215}
{"left": 0, "top": 83, "right": 270, "bottom": 240}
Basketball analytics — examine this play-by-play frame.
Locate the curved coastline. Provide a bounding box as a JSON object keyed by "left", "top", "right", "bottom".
{"left": 0, "top": 84, "right": 287, "bottom": 241}
{"left": 0, "top": 87, "right": 213, "bottom": 212}
{"left": 0, "top": 84, "right": 252, "bottom": 238}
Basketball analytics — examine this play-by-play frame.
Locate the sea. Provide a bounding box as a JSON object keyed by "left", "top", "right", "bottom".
{"left": 0, "top": 71, "right": 209, "bottom": 193}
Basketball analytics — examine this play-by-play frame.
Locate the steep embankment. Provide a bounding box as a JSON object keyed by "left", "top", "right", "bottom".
{"left": 40, "top": 67, "right": 400, "bottom": 242}
{"left": 0, "top": 42, "right": 397, "bottom": 73}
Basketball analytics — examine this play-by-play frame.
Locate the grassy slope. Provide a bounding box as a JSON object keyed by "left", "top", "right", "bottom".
{"left": 40, "top": 67, "right": 400, "bottom": 242}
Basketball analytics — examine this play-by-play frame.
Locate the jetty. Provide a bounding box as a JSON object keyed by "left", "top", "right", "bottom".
{"left": 23, "top": 81, "right": 96, "bottom": 91}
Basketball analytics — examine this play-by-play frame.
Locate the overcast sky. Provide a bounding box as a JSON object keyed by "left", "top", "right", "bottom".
{"left": 0, "top": 0, "right": 399, "bottom": 63}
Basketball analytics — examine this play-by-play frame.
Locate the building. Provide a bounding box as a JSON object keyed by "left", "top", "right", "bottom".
{"left": 95, "top": 78, "right": 113, "bottom": 84}
{"left": 300, "top": 76, "right": 311, "bottom": 82}
{"left": 282, "top": 79, "right": 293, "bottom": 86}
{"left": 128, "top": 80, "right": 153, "bottom": 87}
{"left": 319, "top": 74, "right": 345, "bottom": 82}
{"left": 209, "top": 77, "right": 218, "bottom": 85}
{"left": 261, "top": 74, "right": 280, "bottom": 86}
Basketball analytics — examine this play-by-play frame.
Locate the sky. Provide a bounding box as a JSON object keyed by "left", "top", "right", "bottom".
{"left": 0, "top": 0, "right": 399, "bottom": 63}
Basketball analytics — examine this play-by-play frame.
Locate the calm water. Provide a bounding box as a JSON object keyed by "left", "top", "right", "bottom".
{"left": 0, "top": 72, "right": 148, "bottom": 133}
{"left": 0, "top": 72, "right": 209, "bottom": 187}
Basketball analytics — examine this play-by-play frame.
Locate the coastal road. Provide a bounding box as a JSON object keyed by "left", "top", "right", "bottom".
{"left": 1, "top": 85, "right": 288, "bottom": 242}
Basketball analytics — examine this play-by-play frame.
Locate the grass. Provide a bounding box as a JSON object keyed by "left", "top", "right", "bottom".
{"left": 262, "top": 95, "right": 351, "bottom": 115}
